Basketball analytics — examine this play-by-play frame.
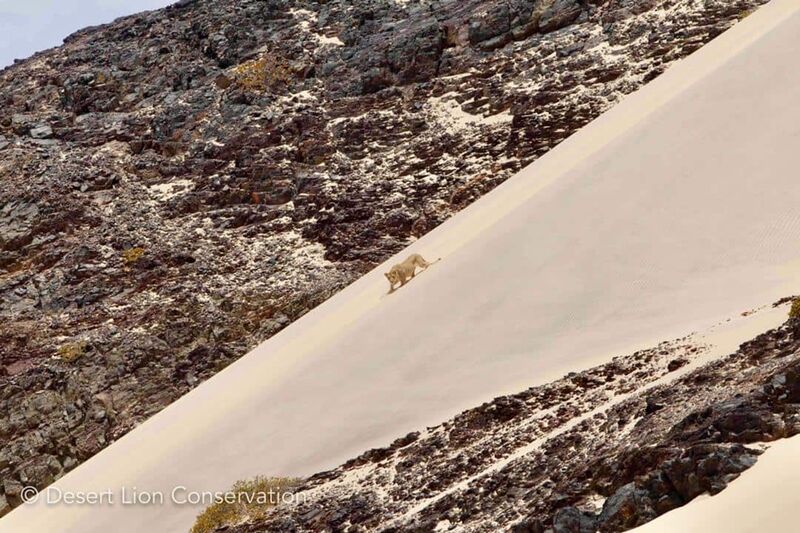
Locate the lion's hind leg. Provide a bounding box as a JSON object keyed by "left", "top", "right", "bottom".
{"left": 416, "top": 256, "right": 431, "bottom": 269}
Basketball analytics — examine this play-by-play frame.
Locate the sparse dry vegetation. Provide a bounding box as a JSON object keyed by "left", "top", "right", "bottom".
{"left": 57, "top": 341, "right": 86, "bottom": 363}
{"left": 191, "top": 476, "right": 303, "bottom": 533}
{"left": 231, "top": 53, "right": 292, "bottom": 91}
{"left": 739, "top": 7, "right": 758, "bottom": 20}
{"left": 121, "top": 247, "right": 145, "bottom": 265}
{"left": 790, "top": 298, "right": 800, "bottom": 319}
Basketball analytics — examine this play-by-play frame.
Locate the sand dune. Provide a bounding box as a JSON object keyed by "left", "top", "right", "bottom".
{"left": 3, "top": 0, "right": 800, "bottom": 531}
{"left": 634, "top": 435, "right": 800, "bottom": 533}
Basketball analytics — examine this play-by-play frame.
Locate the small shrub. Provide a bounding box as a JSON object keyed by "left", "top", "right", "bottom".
{"left": 739, "top": 7, "right": 757, "bottom": 20}
{"left": 230, "top": 53, "right": 292, "bottom": 91}
{"left": 790, "top": 299, "right": 800, "bottom": 319}
{"left": 121, "top": 247, "right": 145, "bottom": 265}
{"left": 191, "top": 476, "right": 303, "bottom": 533}
{"left": 58, "top": 341, "right": 86, "bottom": 363}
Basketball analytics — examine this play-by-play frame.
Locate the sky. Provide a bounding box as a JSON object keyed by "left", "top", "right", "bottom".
{"left": 0, "top": 0, "right": 175, "bottom": 68}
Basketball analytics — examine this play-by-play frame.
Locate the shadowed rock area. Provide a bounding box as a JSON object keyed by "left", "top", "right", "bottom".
{"left": 0, "top": 0, "right": 767, "bottom": 516}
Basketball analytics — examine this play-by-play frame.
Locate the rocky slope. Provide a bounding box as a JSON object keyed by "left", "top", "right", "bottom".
{"left": 229, "top": 299, "right": 800, "bottom": 532}
{"left": 0, "top": 0, "right": 768, "bottom": 515}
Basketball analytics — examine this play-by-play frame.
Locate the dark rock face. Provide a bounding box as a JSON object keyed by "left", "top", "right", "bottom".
{"left": 0, "top": 0, "right": 767, "bottom": 515}
{"left": 233, "top": 310, "right": 800, "bottom": 532}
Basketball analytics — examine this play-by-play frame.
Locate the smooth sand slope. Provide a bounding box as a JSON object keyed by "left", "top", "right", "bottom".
{"left": 634, "top": 435, "right": 800, "bottom": 533}
{"left": 5, "top": 1, "right": 800, "bottom": 531}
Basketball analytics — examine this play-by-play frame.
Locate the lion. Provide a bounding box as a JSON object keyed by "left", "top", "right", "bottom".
{"left": 384, "top": 253, "right": 436, "bottom": 293}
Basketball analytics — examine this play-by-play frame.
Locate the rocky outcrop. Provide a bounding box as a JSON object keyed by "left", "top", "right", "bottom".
{"left": 230, "top": 304, "right": 800, "bottom": 532}
{"left": 0, "top": 0, "right": 768, "bottom": 515}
